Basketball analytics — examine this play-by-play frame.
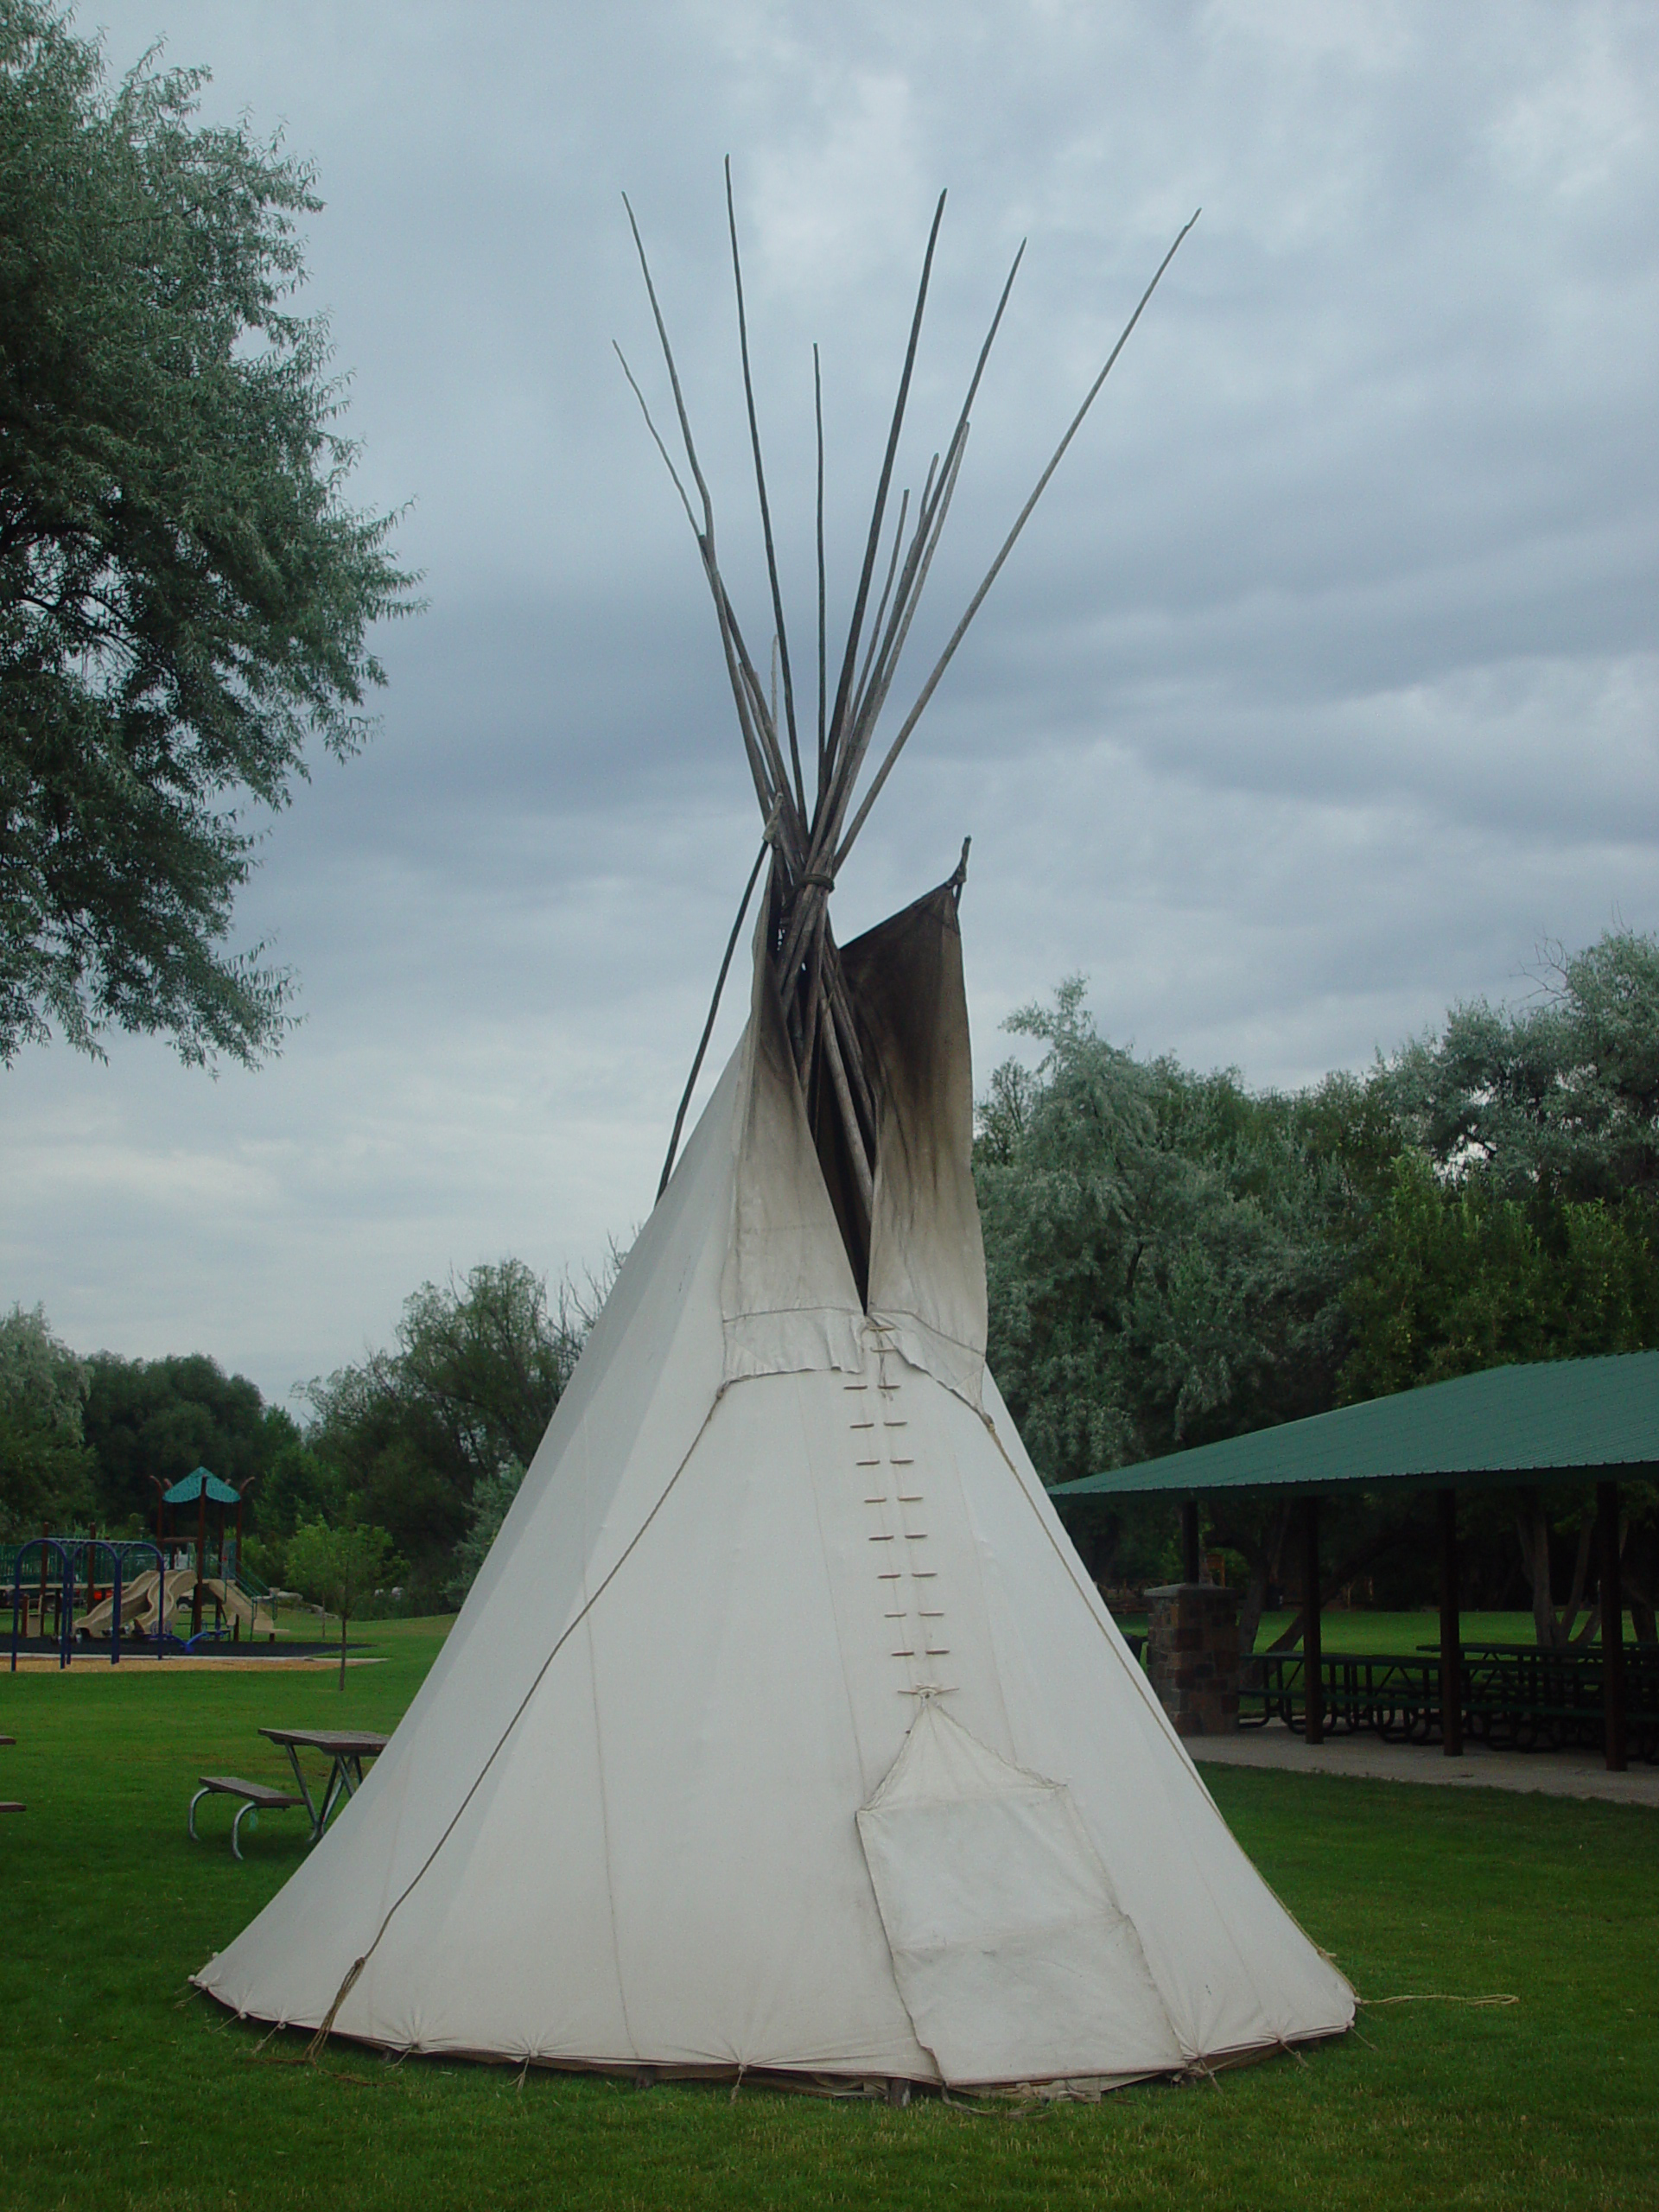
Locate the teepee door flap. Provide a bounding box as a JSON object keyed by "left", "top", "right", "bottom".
{"left": 856, "top": 1700, "right": 1184, "bottom": 2086}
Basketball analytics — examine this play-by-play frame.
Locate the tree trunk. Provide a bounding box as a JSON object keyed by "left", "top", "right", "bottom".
{"left": 338, "top": 1604, "right": 347, "bottom": 1691}
{"left": 1565, "top": 1519, "right": 1599, "bottom": 1645}
{"left": 1624, "top": 1558, "right": 1658, "bottom": 1645}
{"left": 1516, "top": 1492, "right": 1597, "bottom": 1648}
{"left": 1517, "top": 1492, "right": 1563, "bottom": 1649}
{"left": 1228, "top": 1502, "right": 1294, "bottom": 1660}
{"left": 1266, "top": 1522, "right": 1410, "bottom": 1654}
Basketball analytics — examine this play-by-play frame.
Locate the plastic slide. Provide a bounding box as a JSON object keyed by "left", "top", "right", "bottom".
{"left": 197, "top": 1578, "right": 276, "bottom": 1636}
{"left": 77, "top": 1572, "right": 158, "bottom": 1637}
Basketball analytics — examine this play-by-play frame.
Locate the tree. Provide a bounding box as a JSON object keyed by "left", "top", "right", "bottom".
{"left": 0, "top": 3, "right": 418, "bottom": 1065}
{"left": 988, "top": 939, "right": 1659, "bottom": 1643}
{"left": 0, "top": 1301, "right": 93, "bottom": 1534}
{"left": 82, "top": 1349, "right": 295, "bottom": 1529}
{"left": 975, "top": 983, "right": 1383, "bottom": 1631}
{"left": 302, "top": 1259, "right": 594, "bottom": 1602}
{"left": 447, "top": 1458, "right": 526, "bottom": 1605}
{"left": 284, "top": 1516, "right": 399, "bottom": 1689}
{"left": 976, "top": 983, "right": 1351, "bottom": 1491}
{"left": 1387, "top": 929, "right": 1659, "bottom": 1205}
{"left": 1339, "top": 1153, "right": 1659, "bottom": 1402}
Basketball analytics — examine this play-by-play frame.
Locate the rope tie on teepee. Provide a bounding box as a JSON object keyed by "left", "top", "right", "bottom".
{"left": 306, "top": 1953, "right": 368, "bottom": 2060}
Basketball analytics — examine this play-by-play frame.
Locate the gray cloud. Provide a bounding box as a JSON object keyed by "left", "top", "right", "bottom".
{"left": 3, "top": 0, "right": 1656, "bottom": 1395}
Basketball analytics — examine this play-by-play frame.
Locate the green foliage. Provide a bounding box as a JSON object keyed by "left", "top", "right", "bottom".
{"left": 976, "top": 981, "right": 1351, "bottom": 1489}
{"left": 81, "top": 1349, "right": 296, "bottom": 1528}
{"left": 1341, "top": 1153, "right": 1659, "bottom": 1402}
{"left": 448, "top": 1457, "right": 526, "bottom": 1605}
{"left": 1389, "top": 929, "right": 1659, "bottom": 1203}
{"left": 0, "top": 0, "right": 419, "bottom": 1066}
{"left": 1341, "top": 926, "right": 1659, "bottom": 1405}
{"left": 253, "top": 1436, "right": 340, "bottom": 1538}
{"left": 0, "top": 1300, "right": 93, "bottom": 1533}
{"left": 302, "top": 1258, "right": 592, "bottom": 1600}
{"left": 987, "top": 935, "right": 1659, "bottom": 1618}
{"left": 284, "top": 1514, "right": 401, "bottom": 1685}
{"left": 284, "top": 1516, "right": 399, "bottom": 1616}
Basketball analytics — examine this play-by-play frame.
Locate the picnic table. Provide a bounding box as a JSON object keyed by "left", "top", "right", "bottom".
{"left": 259, "top": 1727, "right": 388, "bottom": 1840}
{"left": 1239, "top": 1643, "right": 1659, "bottom": 1762}
{"left": 189, "top": 1775, "right": 303, "bottom": 1858}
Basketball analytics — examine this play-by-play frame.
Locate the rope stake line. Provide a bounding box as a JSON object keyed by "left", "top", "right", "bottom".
{"left": 1361, "top": 1993, "right": 1521, "bottom": 2008}
{"left": 302, "top": 1393, "right": 728, "bottom": 2060}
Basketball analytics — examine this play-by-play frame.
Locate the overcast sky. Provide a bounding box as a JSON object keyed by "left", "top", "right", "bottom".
{"left": 4, "top": 0, "right": 1656, "bottom": 1402}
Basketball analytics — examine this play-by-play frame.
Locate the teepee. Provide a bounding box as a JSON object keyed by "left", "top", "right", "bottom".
{"left": 196, "top": 184, "right": 1354, "bottom": 2089}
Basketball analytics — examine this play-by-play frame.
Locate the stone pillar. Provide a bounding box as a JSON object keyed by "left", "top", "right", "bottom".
{"left": 1144, "top": 1583, "right": 1241, "bottom": 1737}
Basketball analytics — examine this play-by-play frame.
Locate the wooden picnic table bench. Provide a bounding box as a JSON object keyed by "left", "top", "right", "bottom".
{"left": 259, "top": 1727, "right": 388, "bottom": 1840}
{"left": 188, "top": 1775, "right": 305, "bottom": 1859}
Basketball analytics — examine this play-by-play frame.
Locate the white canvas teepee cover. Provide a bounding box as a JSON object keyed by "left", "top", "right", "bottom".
{"left": 196, "top": 887, "right": 1353, "bottom": 2085}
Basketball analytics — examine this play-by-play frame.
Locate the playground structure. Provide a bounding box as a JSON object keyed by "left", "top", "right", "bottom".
{"left": 79, "top": 1568, "right": 275, "bottom": 1643}
{"left": 10, "top": 1536, "right": 170, "bottom": 1669}
{"left": 7, "top": 1464, "right": 280, "bottom": 1669}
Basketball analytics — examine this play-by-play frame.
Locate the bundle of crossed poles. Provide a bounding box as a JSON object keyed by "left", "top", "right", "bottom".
{"left": 621, "top": 167, "right": 1196, "bottom": 1224}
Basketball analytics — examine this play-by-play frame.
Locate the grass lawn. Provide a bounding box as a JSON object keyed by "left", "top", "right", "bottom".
{"left": 1250, "top": 1608, "right": 1546, "bottom": 1654}
{"left": 1108, "top": 1609, "right": 1609, "bottom": 1656}
{"left": 3, "top": 1618, "right": 1656, "bottom": 2211}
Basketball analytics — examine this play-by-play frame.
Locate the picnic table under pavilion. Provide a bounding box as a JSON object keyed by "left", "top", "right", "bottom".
{"left": 1054, "top": 1350, "right": 1659, "bottom": 1771}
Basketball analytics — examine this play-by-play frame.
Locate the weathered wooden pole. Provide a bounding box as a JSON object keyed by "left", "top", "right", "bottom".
{"left": 1180, "top": 1498, "right": 1202, "bottom": 1586}
{"left": 1599, "top": 1480, "right": 1627, "bottom": 1773}
{"left": 1302, "top": 1495, "right": 1324, "bottom": 1746}
{"left": 1438, "top": 1487, "right": 1463, "bottom": 1758}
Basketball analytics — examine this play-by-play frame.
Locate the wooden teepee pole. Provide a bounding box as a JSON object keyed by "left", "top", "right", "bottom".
{"left": 620, "top": 182, "right": 1193, "bottom": 1230}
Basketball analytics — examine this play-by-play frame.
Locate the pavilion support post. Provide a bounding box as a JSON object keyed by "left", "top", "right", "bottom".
{"left": 1599, "top": 1479, "right": 1627, "bottom": 1773}
{"left": 1301, "top": 1495, "right": 1324, "bottom": 1746}
{"left": 192, "top": 1482, "right": 205, "bottom": 1640}
{"left": 1180, "top": 1498, "right": 1202, "bottom": 1586}
{"left": 1438, "top": 1487, "right": 1463, "bottom": 1758}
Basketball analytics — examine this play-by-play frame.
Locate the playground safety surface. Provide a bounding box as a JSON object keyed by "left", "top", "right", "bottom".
{"left": 8, "top": 1647, "right": 383, "bottom": 1673}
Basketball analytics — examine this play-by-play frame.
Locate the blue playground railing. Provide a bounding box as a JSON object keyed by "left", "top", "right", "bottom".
{"left": 9, "top": 1537, "right": 168, "bottom": 1672}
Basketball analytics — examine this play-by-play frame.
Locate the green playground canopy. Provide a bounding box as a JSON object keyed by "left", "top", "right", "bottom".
{"left": 1052, "top": 1351, "right": 1659, "bottom": 1501}
{"left": 162, "top": 1467, "right": 239, "bottom": 1507}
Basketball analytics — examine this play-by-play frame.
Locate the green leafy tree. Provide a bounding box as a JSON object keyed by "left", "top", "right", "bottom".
{"left": 303, "top": 1259, "right": 594, "bottom": 1602}
{"left": 1388, "top": 929, "right": 1659, "bottom": 1204}
{"left": 0, "top": 1301, "right": 93, "bottom": 1534}
{"left": 82, "top": 1350, "right": 294, "bottom": 1528}
{"left": 284, "top": 1516, "right": 400, "bottom": 1689}
{"left": 976, "top": 982, "right": 1351, "bottom": 1488}
{"left": 447, "top": 1458, "right": 526, "bottom": 1606}
{"left": 976, "top": 983, "right": 1376, "bottom": 1641}
{"left": 0, "top": 2, "right": 418, "bottom": 1065}
{"left": 1340, "top": 1154, "right": 1659, "bottom": 1402}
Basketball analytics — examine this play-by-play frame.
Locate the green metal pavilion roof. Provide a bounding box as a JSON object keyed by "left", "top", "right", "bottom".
{"left": 162, "top": 1466, "right": 239, "bottom": 1507}
{"left": 1051, "top": 1351, "right": 1659, "bottom": 1501}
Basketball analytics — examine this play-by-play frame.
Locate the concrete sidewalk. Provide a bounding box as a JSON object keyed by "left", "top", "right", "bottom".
{"left": 1189, "top": 1721, "right": 1659, "bottom": 1808}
